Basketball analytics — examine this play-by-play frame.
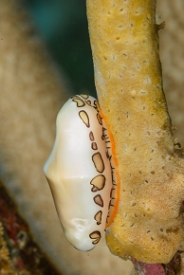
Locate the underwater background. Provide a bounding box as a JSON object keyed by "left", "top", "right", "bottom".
{"left": 25, "top": 0, "right": 96, "bottom": 96}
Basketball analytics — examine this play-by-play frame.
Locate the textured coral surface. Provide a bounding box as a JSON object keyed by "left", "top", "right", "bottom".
{"left": 158, "top": 1, "right": 184, "bottom": 146}
{"left": 0, "top": 222, "right": 16, "bottom": 275}
{"left": 0, "top": 180, "right": 60, "bottom": 275}
{"left": 87, "top": 0, "right": 184, "bottom": 264}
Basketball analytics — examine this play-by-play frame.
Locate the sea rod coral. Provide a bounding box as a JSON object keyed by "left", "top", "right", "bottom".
{"left": 87, "top": 0, "right": 184, "bottom": 264}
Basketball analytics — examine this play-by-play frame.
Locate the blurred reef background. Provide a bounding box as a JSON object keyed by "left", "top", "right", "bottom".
{"left": 25, "top": 0, "right": 96, "bottom": 96}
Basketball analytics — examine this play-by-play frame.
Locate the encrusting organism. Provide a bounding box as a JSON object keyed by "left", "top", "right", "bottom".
{"left": 0, "top": 222, "right": 17, "bottom": 275}
{"left": 87, "top": 0, "right": 184, "bottom": 264}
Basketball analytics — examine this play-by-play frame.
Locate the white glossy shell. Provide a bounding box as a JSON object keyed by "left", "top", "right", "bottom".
{"left": 44, "top": 95, "right": 112, "bottom": 251}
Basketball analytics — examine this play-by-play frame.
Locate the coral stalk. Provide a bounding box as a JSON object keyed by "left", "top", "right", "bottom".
{"left": 87, "top": 0, "right": 184, "bottom": 264}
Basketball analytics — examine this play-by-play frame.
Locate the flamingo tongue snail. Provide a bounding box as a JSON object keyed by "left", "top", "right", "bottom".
{"left": 43, "top": 95, "right": 120, "bottom": 251}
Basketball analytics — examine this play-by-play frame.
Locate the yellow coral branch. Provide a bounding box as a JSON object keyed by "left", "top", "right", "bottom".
{"left": 87, "top": 0, "right": 184, "bottom": 264}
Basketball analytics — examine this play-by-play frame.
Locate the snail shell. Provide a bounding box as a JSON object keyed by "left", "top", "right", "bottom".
{"left": 44, "top": 95, "right": 113, "bottom": 251}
